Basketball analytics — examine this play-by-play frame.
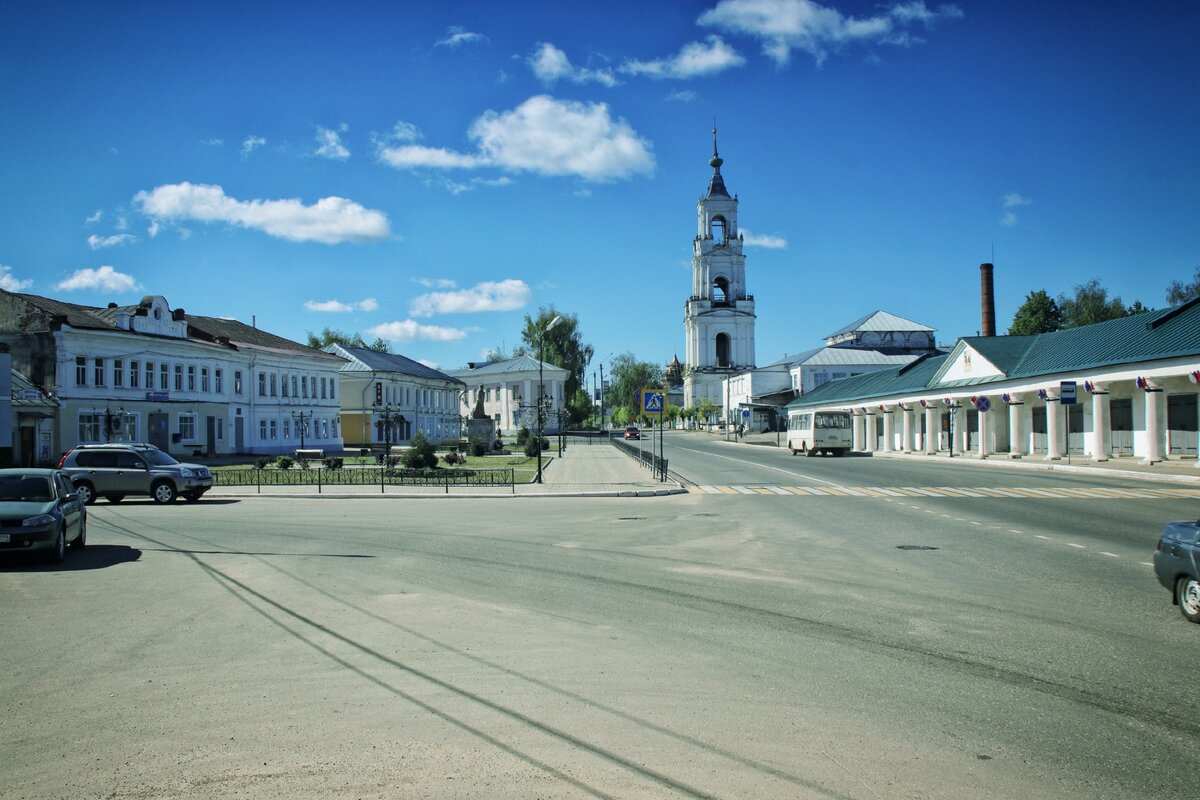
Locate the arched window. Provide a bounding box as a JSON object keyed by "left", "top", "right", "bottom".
{"left": 712, "top": 275, "right": 730, "bottom": 304}
{"left": 710, "top": 216, "right": 727, "bottom": 243}
{"left": 715, "top": 333, "right": 730, "bottom": 367}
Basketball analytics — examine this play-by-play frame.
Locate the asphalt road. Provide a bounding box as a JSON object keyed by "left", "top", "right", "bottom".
{"left": 3, "top": 446, "right": 1199, "bottom": 798}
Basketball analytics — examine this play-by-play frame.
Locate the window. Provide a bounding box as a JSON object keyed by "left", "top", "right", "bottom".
{"left": 113, "top": 359, "right": 124, "bottom": 387}
{"left": 269, "top": 420, "right": 277, "bottom": 439}
{"left": 270, "top": 374, "right": 277, "bottom": 396}
{"left": 94, "top": 358, "right": 105, "bottom": 387}
{"left": 145, "top": 361, "right": 154, "bottom": 390}
{"left": 215, "top": 368, "right": 222, "bottom": 394}
{"left": 715, "top": 333, "right": 730, "bottom": 367}
{"left": 187, "top": 365, "right": 196, "bottom": 391}
{"left": 234, "top": 370, "right": 243, "bottom": 395}
{"left": 179, "top": 414, "right": 196, "bottom": 441}
{"left": 258, "top": 372, "right": 266, "bottom": 396}
{"left": 76, "top": 357, "right": 87, "bottom": 386}
{"left": 301, "top": 376, "right": 308, "bottom": 398}
{"left": 281, "top": 375, "right": 289, "bottom": 397}
{"left": 710, "top": 215, "right": 727, "bottom": 243}
{"left": 201, "top": 367, "right": 209, "bottom": 393}
{"left": 130, "top": 360, "right": 140, "bottom": 389}
{"left": 291, "top": 376, "right": 297, "bottom": 397}
{"left": 259, "top": 420, "right": 268, "bottom": 439}
{"left": 216, "top": 418, "right": 224, "bottom": 440}
{"left": 330, "top": 378, "right": 336, "bottom": 400}
{"left": 174, "top": 365, "right": 183, "bottom": 392}
{"left": 78, "top": 412, "right": 102, "bottom": 443}
{"left": 283, "top": 419, "right": 291, "bottom": 439}
{"left": 309, "top": 376, "right": 316, "bottom": 398}
{"left": 713, "top": 276, "right": 730, "bottom": 303}
{"left": 160, "top": 363, "right": 169, "bottom": 391}
{"left": 320, "top": 377, "right": 327, "bottom": 399}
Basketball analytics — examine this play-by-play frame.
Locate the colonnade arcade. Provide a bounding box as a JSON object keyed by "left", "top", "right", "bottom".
{"left": 840, "top": 370, "right": 1199, "bottom": 466}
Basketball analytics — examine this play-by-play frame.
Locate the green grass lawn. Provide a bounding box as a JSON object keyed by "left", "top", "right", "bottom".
{"left": 208, "top": 452, "right": 546, "bottom": 483}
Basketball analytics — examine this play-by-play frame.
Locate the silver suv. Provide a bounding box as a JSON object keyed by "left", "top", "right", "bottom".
{"left": 57, "top": 443, "right": 213, "bottom": 504}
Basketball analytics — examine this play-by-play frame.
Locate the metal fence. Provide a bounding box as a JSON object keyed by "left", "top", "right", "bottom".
{"left": 609, "top": 435, "right": 669, "bottom": 482}
{"left": 214, "top": 466, "right": 515, "bottom": 494}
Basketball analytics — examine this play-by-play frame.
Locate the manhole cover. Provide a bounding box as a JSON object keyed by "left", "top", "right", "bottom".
{"left": 896, "top": 545, "right": 939, "bottom": 551}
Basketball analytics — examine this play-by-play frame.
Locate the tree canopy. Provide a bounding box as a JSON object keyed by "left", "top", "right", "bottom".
{"left": 518, "top": 306, "right": 593, "bottom": 420}
{"left": 1056, "top": 279, "right": 1131, "bottom": 328}
{"left": 1007, "top": 290, "right": 1062, "bottom": 335}
{"left": 605, "top": 353, "right": 663, "bottom": 421}
{"left": 306, "top": 327, "right": 388, "bottom": 353}
{"left": 1166, "top": 266, "right": 1200, "bottom": 305}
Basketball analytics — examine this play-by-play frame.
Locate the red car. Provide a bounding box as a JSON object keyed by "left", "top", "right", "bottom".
{"left": 624, "top": 426, "right": 640, "bottom": 440}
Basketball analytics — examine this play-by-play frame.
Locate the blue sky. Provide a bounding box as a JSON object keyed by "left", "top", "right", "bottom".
{"left": 3, "top": 1, "right": 1197, "bottom": 377}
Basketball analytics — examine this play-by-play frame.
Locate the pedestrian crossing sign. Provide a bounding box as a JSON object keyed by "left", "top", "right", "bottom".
{"left": 641, "top": 389, "right": 665, "bottom": 415}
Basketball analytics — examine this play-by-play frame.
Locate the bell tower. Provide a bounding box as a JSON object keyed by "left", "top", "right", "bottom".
{"left": 683, "top": 129, "right": 756, "bottom": 410}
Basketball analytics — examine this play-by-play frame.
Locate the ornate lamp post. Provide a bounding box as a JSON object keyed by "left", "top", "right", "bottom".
{"left": 535, "top": 315, "right": 562, "bottom": 484}
{"left": 291, "top": 410, "right": 313, "bottom": 450}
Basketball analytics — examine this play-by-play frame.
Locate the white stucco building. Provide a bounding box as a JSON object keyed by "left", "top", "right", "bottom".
{"left": 447, "top": 355, "right": 568, "bottom": 434}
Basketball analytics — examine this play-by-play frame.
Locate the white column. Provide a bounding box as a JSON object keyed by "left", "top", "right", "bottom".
{"left": 1142, "top": 386, "right": 1164, "bottom": 464}
{"left": 1007, "top": 395, "right": 1025, "bottom": 458}
{"left": 1090, "top": 387, "right": 1110, "bottom": 462}
{"left": 865, "top": 415, "right": 877, "bottom": 452}
{"left": 901, "top": 408, "right": 914, "bottom": 453}
{"left": 1046, "top": 395, "right": 1062, "bottom": 460}
{"left": 852, "top": 414, "right": 864, "bottom": 451}
{"left": 978, "top": 403, "right": 990, "bottom": 458}
{"left": 882, "top": 410, "right": 894, "bottom": 452}
{"left": 924, "top": 406, "right": 938, "bottom": 454}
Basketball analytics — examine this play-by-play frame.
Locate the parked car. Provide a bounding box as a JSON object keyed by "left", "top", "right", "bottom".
{"left": 1153, "top": 518, "right": 1200, "bottom": 623}
{"left": 0, "top": 469, "right": 86, "bottom": 563}
{"left": 624, "top": 426, "right": 641, "bottom": 440}
{"left": 57, "top": 443, "right": 213, "bottom": 504}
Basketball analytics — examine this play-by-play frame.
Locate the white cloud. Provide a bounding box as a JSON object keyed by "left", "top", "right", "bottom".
{"left": 377, "top": 95, "right": 654, "bottom": 183}
{"left": 1000, "top": 211, "right": 1018, "bottom": 227}
{"left": 667, "top": 89, "right": 699, "bottom": 103}
{"left": 414, "top": 278, "right": 458, "bottom": 289}
{"left": 528, "top": 43, "right": 617, "bottom": 87}
{"left": 410, "top": 279, "right": 531, "bottom": 317}
{"left": 85, "top": 210, "right": 102, "bottom": 225}
{"left": 241, "top": 135, "right": 267, "bottom": 156}
{"left": 436, "top": 25, "right": 488, "bottom": 47}
{"left": 358, "top": 297, "right": 379, "bottom": 311}
{"left": 417, "top": 358, "right": 441, "bottom": 370}
{"left": 1004, "top": 192, "right": 1032, "bottom": 208}
{"left": 302, "top": 297, "right": 378, "bottom": 313}
{"left": 133, "top": 182, "right": 391, "bottom": 244}
{"left": 201, "top": 138, "right": 223, "bottom": 146}
{"left": 315, "top": 124, "right": 350, "bottom": 160}
{"left": 440, "top": 176, "right": 515, "bottom": 195}
{"left": 55, "top": 265, "right": 141, "bottom": 293}
{"left": 0, "top": 265, "right": 33, "bottom": 291}
{"left": 741, "top": 229, "right": 788, "bottom": 248}
{"left": 621, "top": 36, "right": 745, "bottom": 79}
{"left": 365, "top": 319, "right": 468, "bottom": 342}
{"left": 87, "top": 233, "right": 136, "bottom": 250}
{"left": 698, "top": 0, "right": 963, "bottom": 66}
{"left": 114, "top": 215, "right": 128, "bottom": 231}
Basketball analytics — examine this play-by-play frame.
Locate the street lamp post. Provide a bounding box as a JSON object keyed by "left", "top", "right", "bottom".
{"left": 535, "top": 315, "right": 562, "bottom": 484}
{"left": 291, "top": 410, "right": 313, "bottom": 451}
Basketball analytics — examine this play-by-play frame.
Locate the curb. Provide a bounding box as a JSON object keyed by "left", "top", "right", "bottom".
{"left": 868, "top": 450, "right": 1200, "bottom": 485}
{"left": 205, "top": 486, "right": 690, "bottom": 500}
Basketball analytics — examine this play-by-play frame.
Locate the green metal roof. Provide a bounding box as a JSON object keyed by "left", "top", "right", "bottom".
{"left": 787, "top": 354, "right": 948, "bottom": 409}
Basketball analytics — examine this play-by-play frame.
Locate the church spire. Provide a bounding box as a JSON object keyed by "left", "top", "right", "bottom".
{"left": 705, "top": 124, "right": 730, "bottom": 199}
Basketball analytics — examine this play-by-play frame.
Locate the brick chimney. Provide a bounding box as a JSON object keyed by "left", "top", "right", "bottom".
{"left": 980, "top": 262, "right": 996, "bottom": 337}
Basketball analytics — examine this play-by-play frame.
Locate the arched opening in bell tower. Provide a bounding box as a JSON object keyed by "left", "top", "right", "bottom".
{"left": 712, "top": 275, "right": 730, "bottom": 305}
{"left": 710, "top": 216, "right": 727, "bottom": 244}
{"left": 715, "top": 333, "right": 731, "bottom": 367}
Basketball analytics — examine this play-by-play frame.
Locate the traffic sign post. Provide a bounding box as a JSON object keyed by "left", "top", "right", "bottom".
{"left": 1060, "top": 381, "right": 1077, "bottom": 464}
{"left": 641, "top": 389, "right": 666, "bottom": 482}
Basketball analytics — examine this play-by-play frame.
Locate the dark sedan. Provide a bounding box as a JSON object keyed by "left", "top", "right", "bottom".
{"left": 624, "top": 426, "right": 641, "bottom": 440}
{"left": 1153, "top": 518, "right": 1200, "bottom": 623}
{"left": 0, "top": 469, "right": 87, "bottom": 564}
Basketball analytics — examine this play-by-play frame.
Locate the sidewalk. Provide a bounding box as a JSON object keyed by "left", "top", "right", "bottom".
{"left": 698, "top": 428, "right": 1200, "bottom": 485}
{"left": 205, "top": 441, "right": 686, "bottom": 499}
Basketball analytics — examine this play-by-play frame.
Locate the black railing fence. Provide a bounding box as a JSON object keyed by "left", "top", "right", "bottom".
{"left": 214, "top": 466, "right": 515, "bottom": 494}
{"left": 609, "top": 435, "right": 669, "bottom": 482}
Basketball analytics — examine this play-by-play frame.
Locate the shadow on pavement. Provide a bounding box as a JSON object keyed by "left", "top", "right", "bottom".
{"left": 0, "top": 544, "right": 142, "bottom": 572}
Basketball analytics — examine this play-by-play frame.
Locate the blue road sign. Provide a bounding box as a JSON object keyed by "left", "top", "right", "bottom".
{"left": 1060, "top": 380, "right": 1077, "bottom": 405}
{"left": 642, "top": 389, "right": 665, "bottom": 415}
{"left": 976, "top": 396, "right": 991, "bottom": 412}
{"left": 741, "top": 408, "right": 750, "bottom": 418}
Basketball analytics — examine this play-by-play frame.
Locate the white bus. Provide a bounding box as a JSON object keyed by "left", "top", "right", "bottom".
{"left": 786, "top": 410, "right": 852, "bottom": 456}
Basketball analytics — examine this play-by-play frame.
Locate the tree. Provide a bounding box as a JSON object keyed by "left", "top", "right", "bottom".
{"left": 1007, "top": 290, "right": 1062, "bottom": 335}
{"left": 566, "top": 388, "right": 593, "bottom": 428}
{"left": 519, "top": 306, "right": 594, "bottom": 423}
{"left": 306, "top": 327, "right": 388, "bottom": 353}
{"left": 1166, "top": 266, "right": 1200, "bottom": 305}
{"left": 606, "top": 353, "right": 664, "bottom": 417}
{"left": 1057, "top": 279, "right": 1129, "bottom": 329}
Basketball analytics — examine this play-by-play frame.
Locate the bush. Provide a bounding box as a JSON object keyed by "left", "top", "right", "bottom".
{"left": 254, "top": 456, "right": 270, "bottom": 470}
{"left": 516, "top": 426, "right": 530, "bottom": 445}
{"left": 402, "top": 432, "right": 439, "bottom": 470}
{"left": 471, "top": 440, "right": 487, "bottom": 457}
{"left": 442, "top": 451, "right": 463, "bottom": 466}
{"left": 523, "top": 435, "right": 550, "bottom": 458}
{"left": 275, "top": 455, "right": 294, "bottom": 470}
{"left": 323, "top": 456, "right": 344, "bottom": 469}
